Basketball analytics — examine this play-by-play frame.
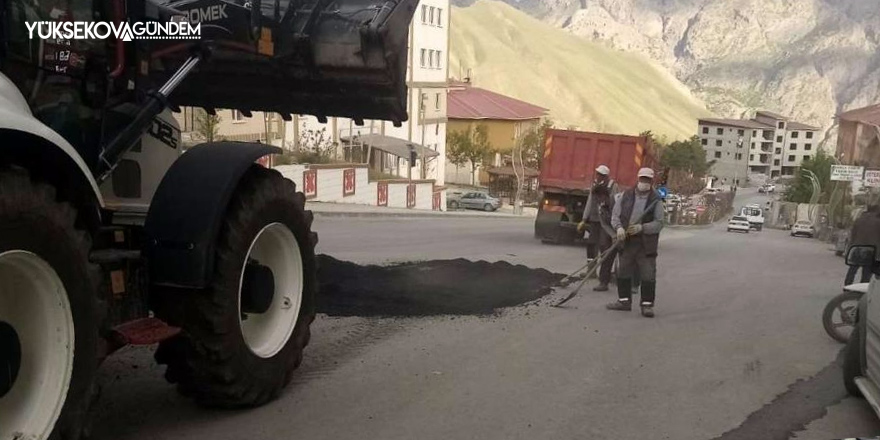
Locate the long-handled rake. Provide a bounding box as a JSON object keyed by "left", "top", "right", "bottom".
{"left": 553, "top": 239, "right": 620, "bottom": 307}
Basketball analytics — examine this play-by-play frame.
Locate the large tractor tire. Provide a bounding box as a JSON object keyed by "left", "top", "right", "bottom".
{"left": 155, "top": 165, "right": 317, "bottom": 407}
{"left": 0, "top": 166, "right": 102, "bottom": 440}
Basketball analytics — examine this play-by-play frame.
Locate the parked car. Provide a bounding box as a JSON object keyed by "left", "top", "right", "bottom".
{"left": 727, "top": 216, "right": 751, "bottom": 233}
{"left": 449, "top": 191, "right": 502, "bottom": 212}
{"left": 790, "top": 220, "right": 815, "bottom": 238}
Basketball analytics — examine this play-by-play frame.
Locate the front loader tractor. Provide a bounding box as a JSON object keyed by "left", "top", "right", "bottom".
{"left": 0, "top": 0, "right": 416, "bottom": 437}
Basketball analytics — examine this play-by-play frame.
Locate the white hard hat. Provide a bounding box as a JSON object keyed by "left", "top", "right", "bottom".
{"left": 596, "top": 165, "right": 610, "bottom": 175}
{"left": 637, "top": 167, "right": 655, "bottom": 179}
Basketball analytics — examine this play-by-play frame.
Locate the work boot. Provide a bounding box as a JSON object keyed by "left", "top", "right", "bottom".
{"left": 641, "top": 305, "right": 655, "bottom": 318}
{"left": 607, "top": 300, "right": 632, "bottom": 311}
{"left": 593, "top": 283, "right": 609, "bottom": 292}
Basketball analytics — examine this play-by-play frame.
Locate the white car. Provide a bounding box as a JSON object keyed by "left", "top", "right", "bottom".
{"left": 790, "top": 221, "right": 815, "bottom": 238}
{"left": 727, "top": 216, "right": 751, "bottom": 233}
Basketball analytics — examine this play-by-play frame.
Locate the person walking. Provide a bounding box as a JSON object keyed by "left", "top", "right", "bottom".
{"left": 846, "top": 204, "right": 880, "bottom": 285}
{"left": 579, "top": 165, "right": 618, "bottom": 291}
{"left": 607, "top": 167, "right": 664, "bottom": 317}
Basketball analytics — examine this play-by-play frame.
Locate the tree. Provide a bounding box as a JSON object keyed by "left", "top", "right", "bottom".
{"left": 659, "top": 135, "right": 715, "bottom": 195}
{"left": 447, "top": 124, "right": 495, "bottom": 185}
{"left": 784, "top": 150, "right": 835, "bottom": 204}
{"left": 194, "top": 108, "right": 221, "bottom": 143}
{"left": 519, "top": 119, "right": 554, "bottom": 170}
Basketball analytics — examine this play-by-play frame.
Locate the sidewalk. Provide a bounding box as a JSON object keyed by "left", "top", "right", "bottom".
{"left": 308, "top": 202, "right": 538, "bottom": 219}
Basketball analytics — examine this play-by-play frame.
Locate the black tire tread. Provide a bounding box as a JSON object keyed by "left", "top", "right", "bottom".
{"left": 0, "top": 166, "right": 103, "bottom": 440}
{"left": 823, "top": 291, "right": 862, "bottom": 344}
{"left": 155, "top": 165, "right": 317, "bottom": 408}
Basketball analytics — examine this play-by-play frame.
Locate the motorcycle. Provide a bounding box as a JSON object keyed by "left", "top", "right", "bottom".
{"left": 823, "top": 283, "right": 870, "bottom": 343}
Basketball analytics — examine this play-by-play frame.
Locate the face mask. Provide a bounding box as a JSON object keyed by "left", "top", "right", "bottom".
{"left": 637, "top": 182, "right": 651, "bottom": 192}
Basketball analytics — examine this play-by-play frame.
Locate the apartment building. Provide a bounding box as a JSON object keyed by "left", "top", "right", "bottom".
{"left": 286, "top": 0, "right": 450, "bottom": 184}
{"left": 698, "top": 111, "right": 821, "bottom": 183}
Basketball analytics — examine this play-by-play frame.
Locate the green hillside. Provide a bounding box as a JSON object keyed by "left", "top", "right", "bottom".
{"left": 449, "top": 0, "right": 712, "bottom": 140}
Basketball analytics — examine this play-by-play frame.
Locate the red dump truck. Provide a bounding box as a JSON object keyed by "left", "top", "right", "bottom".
{"left": 535, "top": 129, "right": 658, "bottom": 243}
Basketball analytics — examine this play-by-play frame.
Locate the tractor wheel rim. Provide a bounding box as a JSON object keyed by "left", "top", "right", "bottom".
{"left": 0, "top": 250, "right": 74, "bottom": 440}
{"left": 238, "top": 223, "right": 303, "bottom": 359}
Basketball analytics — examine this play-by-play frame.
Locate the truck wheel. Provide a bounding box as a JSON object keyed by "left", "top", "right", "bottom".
{"left": 155, "top": 166, "right": 317, "bottom": 407}
{"left": 844, "top": 321, "right": 863, "bottom": 397}
{"left": 0, "top": 167, "right": 101, "bottom": 440}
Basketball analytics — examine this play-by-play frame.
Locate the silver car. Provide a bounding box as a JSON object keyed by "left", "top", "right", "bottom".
{"left": 449, "top": 191, "right": 502, "bottom": 212}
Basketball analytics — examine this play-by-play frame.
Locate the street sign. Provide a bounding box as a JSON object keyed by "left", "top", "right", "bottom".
{"left": 657, "top": 186, "right": 668, "bottom": 198}
{"left": 866, "top": 169, "right": 880, "bottom": 188}
{"left": 830, "top": 165, "right": 865, "bottom": 181}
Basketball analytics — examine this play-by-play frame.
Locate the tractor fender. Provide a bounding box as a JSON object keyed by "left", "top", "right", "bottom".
{"left": 0, "top": 73, "right": 104, "bottom": 211}
{"left": 144, "top": 141, "right": 281, "bottom": 289}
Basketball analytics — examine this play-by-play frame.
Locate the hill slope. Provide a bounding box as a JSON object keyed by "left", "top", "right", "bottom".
{"left": 449, "top": 0, "right": 711, "bottom": 140}
{"left": 463, "top": 0, "right": 880, "bottom": 147}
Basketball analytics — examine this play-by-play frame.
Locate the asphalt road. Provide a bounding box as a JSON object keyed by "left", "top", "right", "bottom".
{"left": 92, "top": 188, "right": 880, "bottom": 440}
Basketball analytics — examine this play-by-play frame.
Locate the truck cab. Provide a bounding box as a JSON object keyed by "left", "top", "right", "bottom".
{"left": 740, "top": 204, "right": 765, "bottom": 231}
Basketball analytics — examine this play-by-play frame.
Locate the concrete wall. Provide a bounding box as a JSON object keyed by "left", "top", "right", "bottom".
{"left": 274, "top": 164, "right": 443, "bottom": 211}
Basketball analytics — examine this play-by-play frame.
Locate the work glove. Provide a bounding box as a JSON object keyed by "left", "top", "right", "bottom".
{"left": 627, "top": 224, "right": 643, "bottom": 236}
{"left": 577, "top": 221, "right": 587, "bottom": 234}
{"left": 616, "top": 227, "right": 626, "bottom": 242}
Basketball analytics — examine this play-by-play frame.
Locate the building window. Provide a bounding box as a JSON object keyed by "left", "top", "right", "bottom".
{"left": 752, "top": 130, "right": 757, "bottom": 137}
{"left": 750, "top": 154, "right": 754, "bottom": 161}
{"left": 806, "top": 131, "right": 814, "bottom": 139}
{"left": 788, "top": 155, "right": 795, "bottom": 162}
{"left": 775, "top": 148, "right": 781, "bottom": 154}
{"left": 738, "top": 129, "right": 744, "bottom": 136}
{"left": 421, "top": 5, "right": 427, "bottom": 23}
{"left": 791, "top": 131, "right": 799, "bottom": 139}
{"left": 805, "top": 143, "right": 812, "bottom": 151}
{"left": 804, "top": 155, "right": 811, "bottom": 161}
{"left": 429, "top": 6, "right": 435, "bottom": 24}
{"left": 435, "top": 93, "right": 440, "bottom": 110}
{"left": 420, "top": 48, "right": 426, "bottom": 67}
{"left": 776, "top": 135, "right": 783, "bottom": 142}
{"left": 716, "top": 140, "right": 722, "bottom": 147}
{"left": 438, "top": 8, "right": 443, "bottom": 26}
{"left": 716, "top": 128, "right": 723, "bottom": 135}
{"left": 436, "top": 50, "right": 442, "bottom": 68}
{"left": 714, "top": 151, "right": 721, "bottom": 159}
{"left": 789, "top": 143, "right": 796, "bottom": 150}
{"left": 778, "top": 122, "right": 785, "bottom": 129}
{"left": 428, "top": 50, "right": 434, "bottom": 68}
{"left": 702, "top": 126, "right": 709, "bottom": 134}
{"left": 231, "top": 110, "right": 244, "bottom": 121}
{"left": 701, "top": 138, "right": 707, "bottom": 146}
{"left": 736, "top": 153, "right": 742, "bottom": 160}
{"left": 435, "top": 124, "right": 439, "bottom": 135}
{"left": 420, "top": 93, "right": 427, "bottom": 111}
{"left": 774, "top": 159, "right": 780, "bottom": 166}
{"left": 751, "top": 143, "right": 756, "bottom": 150}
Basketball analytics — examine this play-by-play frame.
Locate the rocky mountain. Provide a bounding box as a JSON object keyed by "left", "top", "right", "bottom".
{"left": 449, "top": 1, "right": 710, "bottom": 140}
{"left": 454, "top": 0, "right": 880, "bottom": 148}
